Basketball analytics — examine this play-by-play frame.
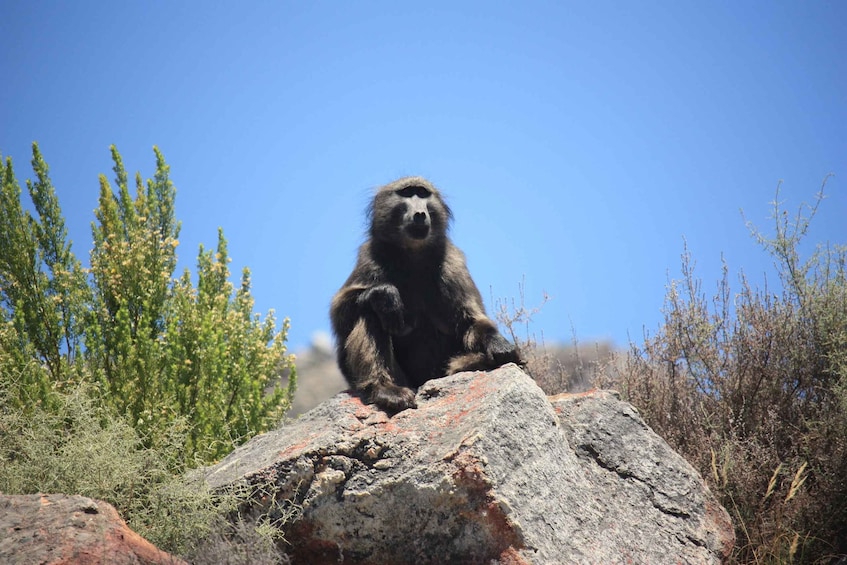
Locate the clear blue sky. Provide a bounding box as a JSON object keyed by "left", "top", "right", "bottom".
{"left": 2, "top": 2, "right": 844, "bottom": 352}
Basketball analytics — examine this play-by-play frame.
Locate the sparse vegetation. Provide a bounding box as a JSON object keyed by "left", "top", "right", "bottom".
{"left": 495, "top": 281, "right": 617, "bottom": 394}
{"left": 500, "top": 178, "right": 846, "bottom": 563}
{"left": 617, "top": 178, "right": 846, "bottom": 563}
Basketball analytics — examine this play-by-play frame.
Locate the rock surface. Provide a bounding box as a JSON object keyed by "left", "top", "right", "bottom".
{"left": 205, "top": 365, "right": 734, "bottom": 564}
{"left": 0, "top": 493, "right": 185, "bottom": 565}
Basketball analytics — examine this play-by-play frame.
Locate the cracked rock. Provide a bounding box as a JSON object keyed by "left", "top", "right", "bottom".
{"left": 204, "top": 365, "right": 734, "bottom": 564}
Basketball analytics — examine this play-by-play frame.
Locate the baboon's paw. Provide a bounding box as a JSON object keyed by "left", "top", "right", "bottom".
{"left": 371, "top": 383, "right": 417, "bottom": 413}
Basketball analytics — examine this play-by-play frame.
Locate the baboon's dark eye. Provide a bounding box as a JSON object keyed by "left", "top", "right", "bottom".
{"left": 397, "top": 186, "right": 431, "bottom": 198}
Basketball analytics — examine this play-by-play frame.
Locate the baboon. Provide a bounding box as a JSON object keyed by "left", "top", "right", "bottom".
{"left": 330, "top": 176, "right": 523, "bottom": 413}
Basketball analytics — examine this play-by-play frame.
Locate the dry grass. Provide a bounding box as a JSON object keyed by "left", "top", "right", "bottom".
{"left": 614, "top": 180, "right": 847, "bottom": 563}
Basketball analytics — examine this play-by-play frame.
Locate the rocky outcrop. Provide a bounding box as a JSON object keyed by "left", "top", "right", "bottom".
{"left": 551, "top": 390, "right": 735, "bottom": 562}
{"left": 0, "top": 494, "right": 185, "bottom": 565}
{"left": 205, "top": 365, "right": 734, "bottom": 564}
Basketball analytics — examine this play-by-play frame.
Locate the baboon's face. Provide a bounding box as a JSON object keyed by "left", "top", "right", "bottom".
{"left": 396, "top": 184, "right": 433, "bottom": 241}
{"left": 370, "top": 179, "right": 451, "bottom": 249}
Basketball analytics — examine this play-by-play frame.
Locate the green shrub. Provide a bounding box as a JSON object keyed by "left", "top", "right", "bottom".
{"left": 0, "top": 381, "right": 289, "bottom": 560}
{"left": 620, "top": 178, "right": 847, "bottom": 563}
{"left": 0, "top": 143, "right": 299, "bottom": 560}
{"left": 0, "top": 381, "right": 192, "bottom": 548}
{"left": 0, "top": 143, "right": 295, "bottom": 464}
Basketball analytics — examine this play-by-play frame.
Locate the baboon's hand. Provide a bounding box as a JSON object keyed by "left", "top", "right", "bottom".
{"left": 361, "top": 284, "right": 411, "bottom": 336}
{"left": 485, "top": 333, "right": 524, "bottom": 366}
{"left": 370, "top": 383, "right": 417, "bottom": 413}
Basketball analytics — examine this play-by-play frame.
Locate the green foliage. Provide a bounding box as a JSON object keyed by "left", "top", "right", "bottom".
{"left": 0, "top": 143, "right": 295, "bottom": 464}
{"left": 620, "top": 178, "right": 847, "bottom": 563}
{"left": 0, "top": 148, "right": 89, "bottom": 407}
{"left": 0, "top": 381, "right": 284, "bottom": 559}
{"left": 164, "top": 231, "right": 295, "bottom": 460}
{"left": 0, "top": 382, "right": 197, "bottom": 547}
{"left": 85, "top": 146, "right": 183, "bottom": 445}
{"left": 0, "top": 142, "right": 297, "bottom": 560}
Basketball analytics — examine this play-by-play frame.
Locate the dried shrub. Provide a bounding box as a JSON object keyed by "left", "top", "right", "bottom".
{"left": 619, "top": 178, "right": 847, "bottom": 563}
{"left": 494, "top": 279, "right": 619, "bottom": 394}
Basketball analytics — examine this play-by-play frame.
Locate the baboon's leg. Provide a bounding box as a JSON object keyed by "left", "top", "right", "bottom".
{"left": 447, "top": 317, "right": 524, "bottom": 374}
{"left": 446, "top": 351, "right": 488, "bottom": 374}
{"left": 344, "top": 313, "right": 417, "bottom": 412}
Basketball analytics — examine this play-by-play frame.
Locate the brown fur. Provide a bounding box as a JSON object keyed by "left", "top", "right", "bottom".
{"left": 330, "top": 176, "right": 523, "bottom": 413}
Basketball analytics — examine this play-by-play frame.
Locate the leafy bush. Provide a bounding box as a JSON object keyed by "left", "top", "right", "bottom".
{"left": 0, "top": 143, "right": 299, "bottom": 559}
{"left": 0, "top": 143, "right": 295, "bottom": 463}
{"left": 619, "top": 178, "right": 847, "bottom": 563}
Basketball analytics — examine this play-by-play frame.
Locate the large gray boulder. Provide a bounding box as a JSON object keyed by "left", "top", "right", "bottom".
{"left": 205, "top": 365, "right": 733, "bottom": 564}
